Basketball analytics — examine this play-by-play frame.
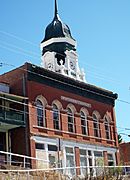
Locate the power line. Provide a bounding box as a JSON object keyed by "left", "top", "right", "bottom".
{"left": 0, "top": 45, "right": 39, "bottom": 60}
{"left": 0, "top": 61, "right": 117, "bottom": 101}
{"left": 0, "top": 30, "right": 38, "bottom": 47}
{"left": 0, "top": 89, "right": 129, "bottom": 135}
{"left": 1, "top": 61, "right": 130, "bottom": 107}
{"left": 0, "top": 41, "right": 40, "bottom": 57}
{"left": 0, "top": 30, "right": 122, "bottom": 85}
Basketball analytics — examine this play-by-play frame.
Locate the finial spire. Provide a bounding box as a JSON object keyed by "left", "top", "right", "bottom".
{"left": 54, "top": 0, "right": 58, "bottom": 18}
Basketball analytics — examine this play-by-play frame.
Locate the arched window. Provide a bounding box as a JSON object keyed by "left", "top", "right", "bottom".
{"left": 93, "top": 114, "right": 100, "bottom": 137}
{"left": 67, "top": 108, "right": 74, "bottom": 133}
{"left": 104, "top": 117, "right": 111, "bottom": 139}
{"left": 36, "top": 99, "right": 45, "bottom": 127}
{"left": 52, "top": 104, "right": 60, "bottom": 130}
{"left": 80, "top": 111, "right": 87, "bottom": 135}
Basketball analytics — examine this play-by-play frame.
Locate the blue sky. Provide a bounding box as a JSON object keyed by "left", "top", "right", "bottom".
{"left": 0, "top": 0, "right": 130, "bottom": 141}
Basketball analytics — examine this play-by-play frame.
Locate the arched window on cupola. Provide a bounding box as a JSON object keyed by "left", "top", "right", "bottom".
{"left": 36, "top": 99, "right": 45, "bottom": 127}
{"left": 52, "top": 103, "right": 60, "bottom": 130}
{"left": 80, "top": 111, "right": 88, "bottom": 135}
{"left": 67, "top": 107, "right": 75, "bottom": 133}
{"left": 92, "top": 113, "right": 100, "bottom": 138}
{"left": 104, "top": 116, "right": 111, "bottom": 140}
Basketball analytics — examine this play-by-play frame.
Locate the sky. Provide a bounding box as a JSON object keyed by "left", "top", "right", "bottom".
{"left": 0, "top": 0, "right": 130, "bottom": 142}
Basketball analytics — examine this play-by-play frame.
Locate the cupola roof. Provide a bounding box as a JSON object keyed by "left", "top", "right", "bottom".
{"left": 41, "top": 0, "right": 74, "bottom": 43}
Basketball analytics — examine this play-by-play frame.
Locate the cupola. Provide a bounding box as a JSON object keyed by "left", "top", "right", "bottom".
{"left": 40, "top": 0, "right": 86, "bottom": 82}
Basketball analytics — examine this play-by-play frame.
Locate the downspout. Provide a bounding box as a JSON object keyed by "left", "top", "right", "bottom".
{"left": 22, "top": 74, "right": 29, "bottom": 156}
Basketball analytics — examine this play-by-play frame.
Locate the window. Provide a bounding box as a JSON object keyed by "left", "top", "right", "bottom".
{"left": 80, "top": 149, "right": 87, "bottom": 176}
{"left": 67, "top": 108, "right": 74, "bottom": 133}
{"left": 65, "top": 147, "right": 75, "bottom": 176}
{"left": 94, "top": 151, "right": 104, "bottom": 175}
{"left": 93, "top": 114, "right": 100, "bottom": 137}
{"left": 108, "top": 153, "right": 114, "bottom": 166}
{"left": 94, "top": 151, "right": 103, "bottom": 166}
{"left": 105, "top": 117, "right": 111, "bottom": 140}
{"left": 36, "top": 99, "right": 45, "bottom": 127}
{"left": 35, "top": 143, "right": 45, "bottom": 150}
{"left": 48, "top": 145, "right": 58, "bottom": 151}
{"left": 48, "top": 144, "right": 58, "bottom": 167}
{"left": 88, "top": 150, "right": 93, "bottom": 175}
{"left": 81, "top": 111, "right": 87, "bottom": 135}
{"left": 52, "top": 104, "right": 60, "bottom": 130}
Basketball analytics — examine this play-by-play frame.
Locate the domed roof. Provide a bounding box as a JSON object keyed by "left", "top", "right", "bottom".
{"left": 41, "top": 0, "right": 74, "bottom": 43}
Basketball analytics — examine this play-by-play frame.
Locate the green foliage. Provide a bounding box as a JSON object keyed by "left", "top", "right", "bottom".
{"left": 118, "top": 134, "right": 123, "bottom": 144}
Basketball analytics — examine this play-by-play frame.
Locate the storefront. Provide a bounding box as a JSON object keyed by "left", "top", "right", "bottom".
{"left": 32, "top": 136, "right": 117, "bottom": 176}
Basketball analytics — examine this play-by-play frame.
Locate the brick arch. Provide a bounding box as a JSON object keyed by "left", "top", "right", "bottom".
{"left": 35, "top": 95, "right": 48, "bottom": 106}
{"left": 66, "top": 103, "right": 77, "bottom": 114}
{"left": 92, "top": 110, "right": 101, "bottom": 120}
{"left": 80, "top": 107, "right": 89, "bottom": 116}
{"left": 103, "top": 114, "right": 112, "bottom": 123}
{"left": 52, "top": 99, "right": 63, "bottom": 110}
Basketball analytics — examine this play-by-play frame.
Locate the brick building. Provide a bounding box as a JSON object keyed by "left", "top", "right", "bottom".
{"left": 119, "top": 142, "right": 130, "bottom": 165}
{"left": 0, "top": 0, "right": 119, "bottom": 176}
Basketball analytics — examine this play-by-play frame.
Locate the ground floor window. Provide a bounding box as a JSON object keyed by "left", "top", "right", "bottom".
{"left": 34, "top": 138, "right": 116, "bottom": 177}
{"left": 80, "top": 149, "right": 88, "bottom": 176}
{"left": 94, "top": 151, "right": 104, "bottom": 176}
{"left": 48, "top": 144, "right": 58, "bottom": 167}
{"left": 65, "top": 147, "right": 75, "bottom": 176}
{"left": 107, "top": 153, "right": 114, "bottom": 166}
{"left": 35, "top": 143, "right": 47, "bottom": 169}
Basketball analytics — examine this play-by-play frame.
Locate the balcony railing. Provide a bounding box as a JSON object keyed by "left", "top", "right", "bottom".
{"left": 0, "top": 108, "right": 25, "bottom": 126}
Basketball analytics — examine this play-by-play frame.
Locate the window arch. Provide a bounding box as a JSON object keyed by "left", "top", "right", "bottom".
{"left": 52, "top": 103, "right": 60, "bottom": 130}
{"left": 80, "top": 111, "right": 88, "bottom": 135}
{"left": 104, "top": 116, "right": 111, "bottom": 140}
{"left": 36, "top": 99, "right": 45, "bottom": 127}
{"left": 92, "top": 113, "right": 100, "bottom": 138}
{"left": 67, "top": 107, "right": 75, "bottom": 133}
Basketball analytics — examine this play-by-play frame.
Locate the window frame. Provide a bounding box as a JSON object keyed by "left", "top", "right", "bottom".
{"left": 104, "top": 117, "right": 111, "bottom": 140}
{"left": 107, "top": 153, "right": 115, "bottom": 166}
{"left": 67, "top": 108, "right": 75, "bottom": 133}
{"left": 52, "top": 103, "right": 60, "bottom": 130}
{"left": 36, "top": 99, "right": 46, "bottom": 127}
{"left": 93, "top": 113, "right": 100, "bottom": 138}
{"left": 80, "top": 111, "right": 87, "bottom": 135}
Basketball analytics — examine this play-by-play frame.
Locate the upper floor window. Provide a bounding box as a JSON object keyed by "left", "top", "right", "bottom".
{"left": 52, "top": 104, "right": 60, "bottom": 130}
{"left": 104, "top": 117, "right": 111, "bottom": 140}
{"left": 80, "top": 111, "right": 87, "bottom": 135}
{"left": 36, "top": 99, "right": 45, "bottom": 127}
{"left": 67, "top": 108, "right": 74, "bottom": 133}
{"left": 93, "top": 114, "right": 100, "bottom": 138}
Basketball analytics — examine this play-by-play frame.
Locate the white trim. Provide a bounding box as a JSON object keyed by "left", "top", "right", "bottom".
{"left": 62, "top": 139, "right": 117, "bottom": 153}
{"left": 40, "top": 37, "right": 76, "bottom": 50}
{"left": 31, "top": 136, "right": 117, "bottom": 153}
{"left": 31, "top": 136, "right": 58, "bottom": 145}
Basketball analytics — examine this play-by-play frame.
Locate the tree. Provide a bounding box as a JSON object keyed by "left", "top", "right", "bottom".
{"left": 118, "top": 134, "right": 123, "bottom": 144}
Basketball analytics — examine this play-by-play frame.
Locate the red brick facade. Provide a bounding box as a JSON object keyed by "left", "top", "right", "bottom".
{"left": 0, "top": 62, "right": 119, "bottom": 174}
{"left": 119, "top": 142, "right": 130, "bottom": 165}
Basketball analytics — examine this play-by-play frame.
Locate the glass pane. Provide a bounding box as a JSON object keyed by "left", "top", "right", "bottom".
{"left": 48, "top": 145, "right": 57, "bottom": 151}
{"left": 66, "top": 155, "right": 75, "bottom": 176}
{"left": 82, "top": 126, "right": 87, "bottom": 135}
{"left": 68, "top": 115, "right": 73, "bottom": 123}
{"left": 88, "top": 150, "right": 92, "bottom": 156}
{"left": 94, "top": 151, "right": 102, "bottom": 157}
{"left": 68, "top": 124, "right": 74, "bottom": 132}
{"left": 108, "top": 154, "right": 113, "bottom": 160}
{"left": 66, "top": 155, "right": 74, "bottom": 167}
{"left": 35, "top": 143, "right": 45, "bottom": 150}
{"left": 49, "top": 154, "right": 56, "bottom": 167}
{"left": 66, "top": 147, "right": 73, "bottom": 154}
{"left": 36, "top": 100, "right": 44, "bottom": 126}
{"left": 80, "top": 149, "right": 86, "bottom": 155}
